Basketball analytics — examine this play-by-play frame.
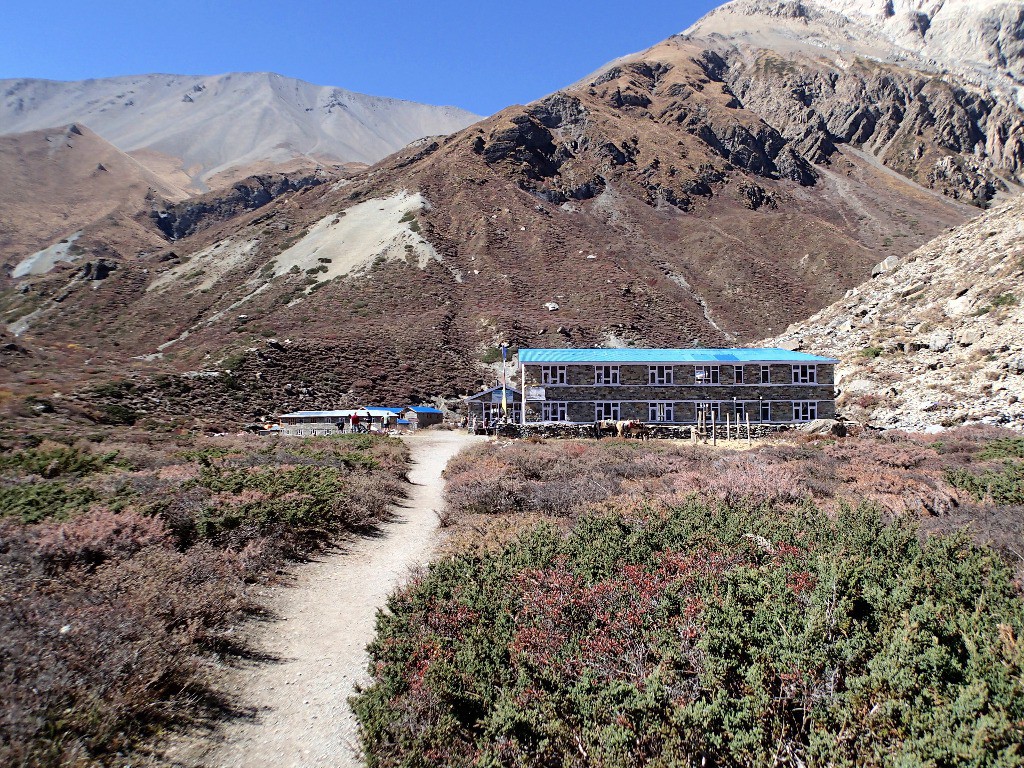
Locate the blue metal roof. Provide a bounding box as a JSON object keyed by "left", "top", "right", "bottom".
{"left": 518, "top": 347, "right": 838, "bottom": 364}
{"left": 406, "top": 406, "right": 444, "bottom": 413}
{"left": 365, "top": 406, "right": 405, "bottom": 413}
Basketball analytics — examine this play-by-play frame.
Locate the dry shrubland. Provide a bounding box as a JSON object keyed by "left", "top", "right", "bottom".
{"left": 0, "top": 425, "right": 408, "bottom": 766}
{"left": 357, "top": 428, "right": 1024, "bottom": 767}
{"left": 440, "top": 428, "right": 1024, "bottom": 574}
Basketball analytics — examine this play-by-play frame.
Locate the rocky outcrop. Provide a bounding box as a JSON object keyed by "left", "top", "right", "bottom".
{"left": 151, "top": 171, "right": 328, "bottom": 240}
{"left": 687, "top": 0, "right": 1024, "bottom": 205}
{"left": 722, "top": 51, "right": 1023, "bottom": 204}
{"left": 770, "top": 196, "right": 1024, "bottom": 431}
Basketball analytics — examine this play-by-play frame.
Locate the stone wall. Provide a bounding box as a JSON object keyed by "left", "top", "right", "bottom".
{"left": 485, "top": 422, "right": 794, "bottom": 440}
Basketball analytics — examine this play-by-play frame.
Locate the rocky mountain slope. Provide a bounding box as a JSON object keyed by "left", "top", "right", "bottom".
{"left": 0, "top": 73, "right": 482, "bottom": 190}
{"left": 688, "top": 0, "right": 1024, "bottom": 204}
{"left": 771, "top": 195, "right": 1024, "bottom": 431}
{"left": 3, "top": 3, "right": 1023, "bottom": 418}
{"left": 0, "top": 124, "right": 189, "bottom": 270}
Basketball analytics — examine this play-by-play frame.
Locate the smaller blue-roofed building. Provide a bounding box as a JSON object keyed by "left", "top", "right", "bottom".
{"left": 277, "top": 405, "right": 446, "bottom": 436}
{"left": 517, "top": 347, "right": 838, "bottom": 426}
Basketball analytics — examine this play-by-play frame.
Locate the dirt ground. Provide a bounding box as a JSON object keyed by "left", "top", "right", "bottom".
{"left": 163, "top": 430, "right": 484, "bottom": 768}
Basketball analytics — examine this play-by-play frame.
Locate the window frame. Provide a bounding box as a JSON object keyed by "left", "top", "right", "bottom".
{"left": 695, "top": 365, "right": 720, "bottom": 385}
{"left": 594, "top": 364, "right": 620, "bottom": 385}
{"left": 794, "top": 401, "right": 818, "bottom": 422}
{"left": 540, "top": 364, "right": 567, "bottom": 385}
{"left": 542, "top": 401, "right": 569, "bottom": 422}
{"left": 649, "top": 365, "right": 674, "bottom": 385}
{"left": 760, "top": 365, "right": 771, "bottom": 384}
{"left": 697, "top": 401, "right": 722, "bottom": 420}
{"left": 734, "top": 365, "right": 744, "bottom": 385}
{"left": 649, "top": 402, "right": 674, "bottom": 423}
{"left": 594, "top": 402, "right": 620, "bottom": 421}
{"left": 760, "top": 401, "right": 771, "bottom": 422}
{"left": 792, "top": 364, "right": 817, "bottom": 385}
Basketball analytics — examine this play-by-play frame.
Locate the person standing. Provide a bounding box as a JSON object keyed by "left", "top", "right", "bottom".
{"left": 350, "top": 411, "right": 360, "bottom": 433}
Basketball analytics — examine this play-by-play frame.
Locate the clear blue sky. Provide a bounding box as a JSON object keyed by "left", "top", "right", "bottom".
{"left": 0, "top": 1, "right": 722, "bottom": 115}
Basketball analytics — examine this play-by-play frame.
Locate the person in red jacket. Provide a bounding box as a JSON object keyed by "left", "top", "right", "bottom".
{"left": 349, "top": 412, "right": 360, "bottom": 433}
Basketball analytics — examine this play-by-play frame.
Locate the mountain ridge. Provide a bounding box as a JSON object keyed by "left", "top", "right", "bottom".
{"left": 0, "top": 72, "right": 483, "bottom": 191}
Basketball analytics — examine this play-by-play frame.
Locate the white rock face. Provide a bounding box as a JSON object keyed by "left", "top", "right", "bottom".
{"left": 768, "top": 195, "right": 1024, "bottom": 432}
{"left": 689, "top": 0, "right": 1024, "bottom": 97}
{"left": 0, "top": 73, "right": 482, "bottom": 188}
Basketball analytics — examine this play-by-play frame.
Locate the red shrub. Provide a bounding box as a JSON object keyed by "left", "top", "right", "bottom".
{"left": 35, "top": 507, "right": 170, "bottom": 571}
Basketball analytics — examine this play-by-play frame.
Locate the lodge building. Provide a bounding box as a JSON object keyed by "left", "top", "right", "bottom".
{"left": 518, "top": 348, "right": 838, "bottom": 425}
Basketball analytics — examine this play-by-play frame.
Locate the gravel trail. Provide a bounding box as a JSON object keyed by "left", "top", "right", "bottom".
{"left": 167, "top": 430, "right": 481, "bottom": 768}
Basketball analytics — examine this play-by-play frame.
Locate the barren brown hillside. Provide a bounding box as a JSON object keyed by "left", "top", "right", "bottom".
{"left": 0, "top": 125, "right": 188, "bottom": 267}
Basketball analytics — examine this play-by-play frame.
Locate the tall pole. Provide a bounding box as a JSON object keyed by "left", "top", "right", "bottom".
{"left": 500, "top": 343, "right": 508, "bottom": 422}
{"left": 520, "top": 355, "right": 527, "bottom": 426}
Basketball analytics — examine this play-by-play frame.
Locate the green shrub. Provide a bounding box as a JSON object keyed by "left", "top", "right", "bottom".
{"left": 100, "top": 404, "right": 138, "bottom": 426}
{"left": 859, "top": 346, "right": 883, "bottom": 359}
{"left": 978, "top": 438, "right": 1024, "bottom": 461}
{"left": 991, "top": 293, "right": 1017, "bottom": 308}
{"left": 0, "top": 482, "right": 98, "bottom": 523}
{"left": 353, "top": 502, "right": 1024, "bottom": 767}
{"left": 946, "top": 463, "right": 1024, "bottom": 505}
{"left": 0, "top": 445, "right": 122, "bottom": 477}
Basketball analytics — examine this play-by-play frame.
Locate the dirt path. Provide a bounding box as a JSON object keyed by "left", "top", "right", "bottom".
{"left": 166, "top": 430, "right": 482, "bottom": 768}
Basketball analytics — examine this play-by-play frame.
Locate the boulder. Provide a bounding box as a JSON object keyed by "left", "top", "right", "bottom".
{"left": 798, "top": 419, "right": 847, "bottom": 437}
{"left": 872, "top": 255, "right": 901, "bottom": 277}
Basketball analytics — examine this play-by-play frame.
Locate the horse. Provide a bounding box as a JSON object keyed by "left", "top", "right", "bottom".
{"left": 595, "top": 419, "right": 618, "bottom": 439}
{"left": 616, "top": 420, "right": 650, "bottom": 440}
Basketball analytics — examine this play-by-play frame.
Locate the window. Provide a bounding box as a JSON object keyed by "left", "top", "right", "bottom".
{"left": 541, "top": 365, "right": 567, "bottom": 385}
{"left": 734, "top": 365, "right": 744, "bottom": 385}
{"left": 735, "top": 402, "right": 749, "bottom": 421}
{"left": 595, "top": 365, "right": 619, "bottom": 385}
{"left": 697, "top": 401, "right": 721, "bottom": 420}
{"left": 760, "top": 365, "right": 771, "bottom": 384}
{"left": 695, "top": 365, "right": 720, "bottom": 384}
{"left": 794, "top": 401, "right": 818, "bottom": 422}
{"left": 649, "top": 402, "right": 674, "bottom": 423}
{"left": 649, "top": 365, "right": 674, "bottom": 385}
{"left": 542, "top": 402, "right": 568, "bottom": 422}
{"left": 792, "top": 364, "right": 817, "bottom": 384}
{"left": 595, "top": 402, "right": 620, "bottom": 421}
{"left": 760, "top": 401, "right": 771, "bottom": 422}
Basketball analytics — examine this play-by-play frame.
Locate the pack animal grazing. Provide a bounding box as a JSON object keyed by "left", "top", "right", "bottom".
{"left": 616, "top": 420, "right": 650, "bottom": 440}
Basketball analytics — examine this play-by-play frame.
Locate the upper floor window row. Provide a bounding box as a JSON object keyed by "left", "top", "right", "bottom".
{"left": 537, "top": 362, "right": 819, "bottom": 386}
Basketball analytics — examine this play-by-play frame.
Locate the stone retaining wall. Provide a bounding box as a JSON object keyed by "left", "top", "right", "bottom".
{"left": 477, "top": 423, "right": 792, "bottom": 440}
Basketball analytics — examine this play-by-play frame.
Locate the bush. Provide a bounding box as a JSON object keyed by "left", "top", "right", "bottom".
{"left": 0, "top": 429, "right": 410, "bottom": 765}
{"left": 0, "top": 535, "right": 251, "bottom": 767}
{"left": 353, "top": 503, "right": 1024, "bottom": 768}
{"left": 0, "top": 481, "right": 98, "bottom": 522}
{"left": 946, "top": 464, "right": 1024, "bottom": 505}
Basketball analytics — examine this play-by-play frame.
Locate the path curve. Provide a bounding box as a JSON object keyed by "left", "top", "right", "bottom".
{"left": 168, "top": 430, "right": 482, "bottom": 768}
